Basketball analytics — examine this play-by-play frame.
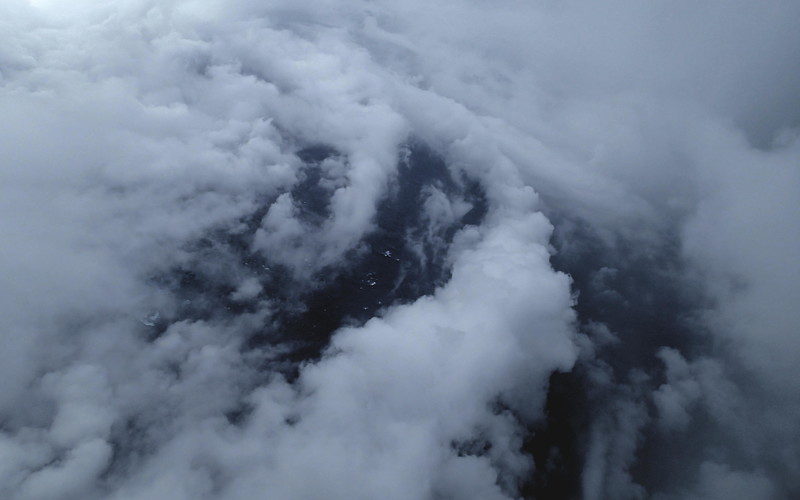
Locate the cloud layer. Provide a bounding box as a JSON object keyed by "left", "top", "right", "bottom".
{"left": 1, "top": 1, "right": 799, "bottom": 499}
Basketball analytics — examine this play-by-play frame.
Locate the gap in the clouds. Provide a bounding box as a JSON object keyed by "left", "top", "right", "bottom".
{"left": 522, "top": 369, "right": 588, "bottom": 500}
{"left": 553, "top": 225, "right": 704, "bottom": 378}
{"left": 292, "top": 144, "right": 342, "bottom": 226}
{"left": 523, "top": 217, "right": 712, "bottom": 499}
{"left": 267, "top": 140, "right": 488, "bottom": 375}
{"left": 143, "top": 141, "right": 488, "bottom": 385}
{"left": 126, "top": 141, "right": 490, "bottom": 454}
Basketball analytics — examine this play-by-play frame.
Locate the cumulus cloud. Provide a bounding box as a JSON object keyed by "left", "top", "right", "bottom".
{"left": 1, "top": 0, "right": 799, "bottom": 499}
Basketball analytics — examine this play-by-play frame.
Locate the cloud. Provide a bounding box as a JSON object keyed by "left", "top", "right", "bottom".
{"left": 1, "top": 0, "right": 799, "bottom": 499}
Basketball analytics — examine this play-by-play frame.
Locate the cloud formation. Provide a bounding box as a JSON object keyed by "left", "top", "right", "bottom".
{"left": 1, "top": 0, "right": 798, "bottom": 499}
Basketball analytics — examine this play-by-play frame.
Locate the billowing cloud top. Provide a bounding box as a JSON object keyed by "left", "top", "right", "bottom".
{"left": 1, "top": 1, "right": 799, "bottom": 499}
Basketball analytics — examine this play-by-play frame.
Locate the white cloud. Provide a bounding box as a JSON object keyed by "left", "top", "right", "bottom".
{"left": 1, "top": 0, "right": 799, "bottom": 499}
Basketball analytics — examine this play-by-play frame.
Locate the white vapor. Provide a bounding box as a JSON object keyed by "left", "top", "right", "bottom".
{"left": 1, "top": 1, "right": 799, "bottom": 499}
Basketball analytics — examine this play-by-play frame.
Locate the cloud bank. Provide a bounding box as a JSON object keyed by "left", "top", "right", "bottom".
{"left": 1, "top": 1, "right": 798, "bottom": 499}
